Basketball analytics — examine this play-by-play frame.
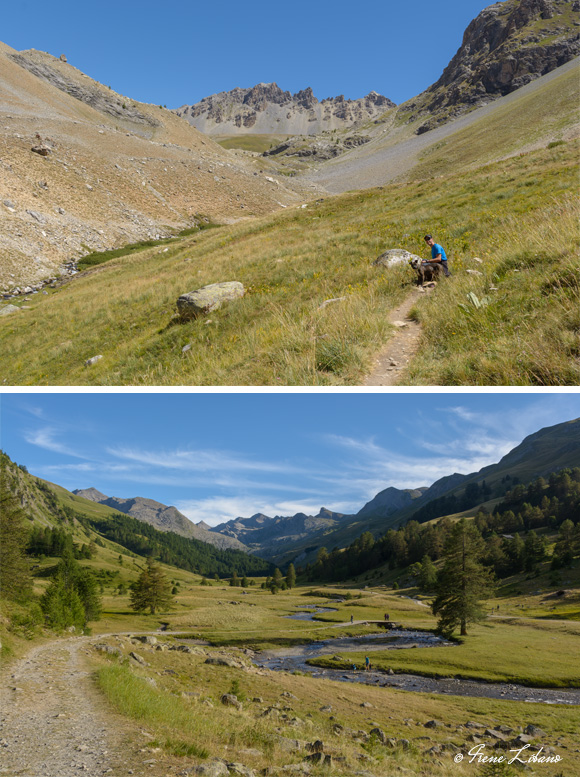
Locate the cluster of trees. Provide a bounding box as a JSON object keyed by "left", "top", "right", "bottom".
{"left": 0, "top": 486, "right": 102, "bottom": 632}
{"left": 27, "top": 526, "right": 96, "bottom": 560}
{"left": 306, "top": 468, "right": 580, "bottom": 585}
{"left": 40, "top": 548, "right": 101, "bottom": 630}
{"left": 87, "top": 512, "right": 273, "bottom": 579}
{"left": 261, "top": 564, "right": 296, "bottom": 593}
{"left": 0, "top": 490, "right": 33, "bottom": 603}
{"left": 410, "top": 479, "right": 495, "bottom": 524}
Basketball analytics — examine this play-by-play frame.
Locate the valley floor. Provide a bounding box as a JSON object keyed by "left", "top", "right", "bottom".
{"left": 2, "top": 582, "right": 580, "bottom": 777}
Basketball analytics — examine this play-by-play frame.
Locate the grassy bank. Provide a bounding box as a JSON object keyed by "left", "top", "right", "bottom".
{"left": 310, "top": 618, "right": 580, "bottom": 688}
{"left": 0, "top": 140, "right": 577, "bottom": 385}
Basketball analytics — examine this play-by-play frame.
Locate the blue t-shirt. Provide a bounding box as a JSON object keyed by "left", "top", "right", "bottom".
{"left": 432, "top": 243, "right": 447, "bottom": 262}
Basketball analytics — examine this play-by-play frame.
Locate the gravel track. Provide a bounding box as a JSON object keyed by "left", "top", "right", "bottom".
{"left": 0, "top": 639, "right": 156, "bottom": 777}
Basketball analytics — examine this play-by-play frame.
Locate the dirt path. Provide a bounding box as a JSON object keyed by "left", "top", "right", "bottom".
{"left": 364, "top": 287, "right": 427, "bottom": 386}
{"left": 0, "top": 638, "right": 164, "bottom": 777}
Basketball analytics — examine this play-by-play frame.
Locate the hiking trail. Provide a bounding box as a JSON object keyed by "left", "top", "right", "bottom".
{"left": 364, "top": 286, "right": 430, "bottom": 386}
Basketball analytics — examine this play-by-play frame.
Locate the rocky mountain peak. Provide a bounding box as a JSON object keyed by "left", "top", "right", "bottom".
{"left": 176, "top": 84, "right": 395, "bottom": 136}
{"left": 404, "top": 0, "right": 580, "bottom": 132}
{"left": 73, "top": 487, "right": 109, "bottom": 502}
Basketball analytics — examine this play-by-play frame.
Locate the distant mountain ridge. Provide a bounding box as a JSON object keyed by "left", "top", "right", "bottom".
{"left": 72, "top": 489, "right": 249, "bottom": 552}
{"left": 176, "top": 83, "right": 395, "bottom": 136}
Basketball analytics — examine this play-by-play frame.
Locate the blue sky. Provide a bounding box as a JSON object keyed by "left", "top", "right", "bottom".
{"left": 2, "top": 392, "right": 578, "bottom": 527}
{"left": 3, "top": 1, "right": 505, "bottom": 107}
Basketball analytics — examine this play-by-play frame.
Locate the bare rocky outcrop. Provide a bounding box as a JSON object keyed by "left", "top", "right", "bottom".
{"left": 402, "top": 0, "right": 580, "bottom": 131}
{"left": 176, "top": 83, "right": 395, "bottom": 136}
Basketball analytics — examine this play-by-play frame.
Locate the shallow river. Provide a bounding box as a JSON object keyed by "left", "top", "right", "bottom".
{"left": 251, "top": 608, "right": 580, "bottom": 706}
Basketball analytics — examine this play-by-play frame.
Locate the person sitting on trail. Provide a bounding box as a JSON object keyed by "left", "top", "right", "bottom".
{"left": 424, "top": 235, "right": 451, "bottom": 277}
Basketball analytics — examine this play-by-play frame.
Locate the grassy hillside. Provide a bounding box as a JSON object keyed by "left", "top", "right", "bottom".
{"left": 412, "top": 64, "right": 580, "bottom": 179}
{"left": 1, "top": 135, "right": 577, "bottom": 386}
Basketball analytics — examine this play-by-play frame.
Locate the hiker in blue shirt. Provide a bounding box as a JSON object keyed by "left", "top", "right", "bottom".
{"left": 424, "top": 235, "right": 451, "bottom": 277}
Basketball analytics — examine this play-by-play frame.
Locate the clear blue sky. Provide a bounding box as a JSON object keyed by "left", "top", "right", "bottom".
{"left": 2, "top": 392, "right": 578, "bottom": 527}
{"left": 3, "top": 0, "right": 505, "bottom": 107}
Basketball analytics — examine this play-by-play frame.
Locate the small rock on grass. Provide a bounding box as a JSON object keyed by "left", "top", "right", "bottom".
{"left": 84, "top": 355, "right": 103, "bottom": 366}
{"left": 0, "top": 305, "right": 21, "bottom": 316}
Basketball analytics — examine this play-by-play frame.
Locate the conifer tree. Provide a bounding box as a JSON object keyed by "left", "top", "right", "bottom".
{"left": 286, "top": 563, "right": 296, "bottom": 589}
{"left": 0, "top": 489, "right": 32, "bottom": 601}
{"left": 432, "top": 519, "right": 494, "bottom": 637}
{"left": 130, "top": 557, "right": 174, "bottom": 614}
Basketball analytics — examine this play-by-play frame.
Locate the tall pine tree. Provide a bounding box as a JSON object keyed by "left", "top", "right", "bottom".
{"left": 130, "top": 557, "right": 174, "bottom": 615}
{"left": 432, "top": 519, "right": 494, "bottom": 637}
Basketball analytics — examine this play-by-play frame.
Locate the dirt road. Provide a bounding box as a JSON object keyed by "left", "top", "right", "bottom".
{"left": 0, "top": 638, "right": 163, "bottom": 777}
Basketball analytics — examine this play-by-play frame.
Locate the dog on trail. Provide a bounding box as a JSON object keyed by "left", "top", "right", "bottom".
{"left": 409, "top": 256, "right": 442, "bottom": 286}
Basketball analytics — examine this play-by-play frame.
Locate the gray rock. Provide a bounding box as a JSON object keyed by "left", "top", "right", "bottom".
{"left": 221, "top": 693, "right": 242, "bottom": 710}
{"left": 177, "top": 282, "right": 245, "bottom": 319}
{"left": 303, "top": 752, "right": 331, "bottom": 767}
{"left": 129, "top": 651, "right": 146, "bottom": 665}
{"left": 374, "top": 249, "right": 421, "bottom": 268}
{"left": 424, "top": 720, "right": 444, "bottom": 728}
{"left": 0, "top": 305, "right": 21, "bottom": 316}
{"left": 31, "top": 144, "right": 50, "bottom": 156}
{"left": 205, "top": 656, "right": 244, "bottom": 669}
{"left": 26, "top": 210, "right": 46, "bottom": 223}
{"left": 193, "top": 761, "right": 230, "bottom": 777}
{"left": 84, "top": 355, "right": 103, "bottom": 366}
{"left": 524, "top": 724, "right": 547, "bottom": 738}
{"left": 226, "top": 764, "right": 255, "bottom": 777}
{"left": 94, "top": 644, "right": 122, "bottom": 657}
{"left": 369, "top": 728, "right": 387, "bottom": 744}
{"left": 134, "top": 635, "right": 158, "bottom": 645}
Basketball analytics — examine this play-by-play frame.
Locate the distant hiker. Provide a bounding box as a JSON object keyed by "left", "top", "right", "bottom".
{"left": 384, "top": 613, "right": 389, "bottom": 621}
{"left": 424, "top": 235, "right": 451, "bottom": 277}
{"left": 365, "top": 656, "right": 370, "bottom": 671}
{"left": 352, "top": 664, "right": 357, "bottom": 670}
{"left": 350, "top": 614, "right": 354, "bottom": 624}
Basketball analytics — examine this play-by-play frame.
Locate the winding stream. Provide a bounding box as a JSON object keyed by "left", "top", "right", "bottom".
{"left": 250, "top": 606, "right": 580, "bottom": 706}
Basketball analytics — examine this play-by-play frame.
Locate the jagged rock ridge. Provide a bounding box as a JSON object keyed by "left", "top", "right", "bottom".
{"left": 176, "top": 83, "right": 396, "bottom": 136}
{"left": 403, "top": 0, "right": 580, "bottom": 132}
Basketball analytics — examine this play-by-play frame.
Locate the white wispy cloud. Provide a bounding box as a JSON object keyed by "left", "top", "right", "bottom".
{"left": 106, "top": 445, "right": 301, "bottom": 475}
{"left": 24, "top": 428, "right": 86, "bottom": 458}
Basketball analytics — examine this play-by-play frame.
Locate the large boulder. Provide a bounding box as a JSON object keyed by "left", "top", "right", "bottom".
{"left": 374, "top": 249, "right": 421, "bottom": 268}
{"left": 177, "top": 281, "right": 245, "bottom": 319}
